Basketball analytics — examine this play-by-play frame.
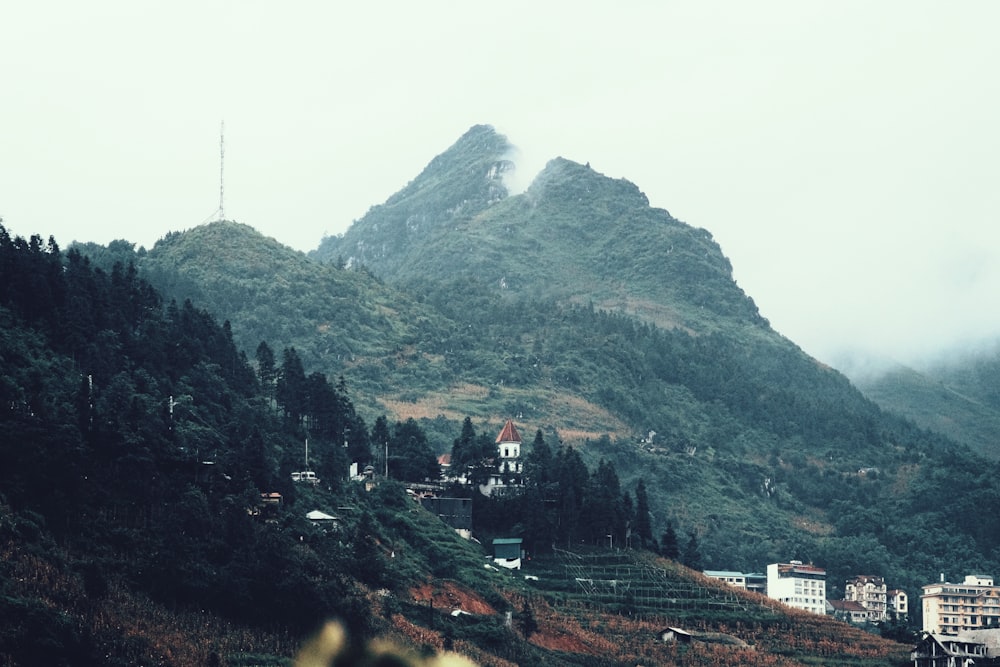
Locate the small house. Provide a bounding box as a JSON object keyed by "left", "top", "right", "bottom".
{"left": 660, "top": 627, "right": 693, "bottom": 644}
{"left": 827, "top": 599, "right": 870, "bottom": 624}
{"left": 306, "top": 509, "right": 340, "bottom": 531}
{"left": 492, "top": 537, "right": 523, "bottom": 570}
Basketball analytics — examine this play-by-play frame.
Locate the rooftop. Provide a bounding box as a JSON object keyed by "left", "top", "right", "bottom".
{"left": 495, "top": 419, "right": 522, "bottom": 444}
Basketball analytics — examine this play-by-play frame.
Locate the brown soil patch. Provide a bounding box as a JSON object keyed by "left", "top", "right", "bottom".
{"left": 409, "top": 580, "right": 496, "bottom": 616}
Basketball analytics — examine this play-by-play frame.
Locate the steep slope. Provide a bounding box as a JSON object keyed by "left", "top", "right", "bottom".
{"left": 0, "top": 224, "right": 916, "bottom": 666}
{"left": 313, "top": 124, "right": 515, "bottom": 275}
{"left": 314, "top": 126, "right": 763, "bottom": 332}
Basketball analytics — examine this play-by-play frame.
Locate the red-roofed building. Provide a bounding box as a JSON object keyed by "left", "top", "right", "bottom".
{"left": 482, "top": 419, "right": 524, "bottom": 495}
{"left": 827, "top": 599, "right": 870, "bottom": 624}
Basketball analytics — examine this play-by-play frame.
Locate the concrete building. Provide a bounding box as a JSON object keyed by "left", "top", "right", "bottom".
{"left": 703, "top": 570, "right": 767, "bottom": 595}
{"left": 766, "top": 560, "right": 827, "bottom": 615}
{"left": 888, "top": 588, "right": 908, "bottom": 618}
{"left": 845, "top": 575, "right": 888, "bottom": 622}
{"left": 921, "top": 574, "right": 1000, "bottom": 633}
{"left": 827, "top": 599, "right": 870, "bottom": 624}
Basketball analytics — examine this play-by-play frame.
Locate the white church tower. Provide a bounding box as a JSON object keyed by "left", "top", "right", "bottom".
{"left": 496, "top": 418, "right": 523, "bottom": 478}
{"left": 481, "top": 419, "right": 524, "bottom": 495}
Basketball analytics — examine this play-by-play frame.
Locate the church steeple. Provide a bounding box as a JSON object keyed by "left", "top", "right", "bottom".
{"left": 496, "top": 418, "right": 522, "bottom": 447}
{"left": 495, "top": 419, "right": 522, "bottom": 476}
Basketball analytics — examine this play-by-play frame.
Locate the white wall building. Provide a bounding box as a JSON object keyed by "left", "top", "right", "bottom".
{"left": 766, "top": 560, "right": 827, "bottom": 615}
{"left": 845, "top": 575, "right": 888, "bottom": 622}
{"left": 888, "top": 588, "right": 908, "bottom": 618}
{"left": 481, "top": 419, "right": 524, "bottom": 495}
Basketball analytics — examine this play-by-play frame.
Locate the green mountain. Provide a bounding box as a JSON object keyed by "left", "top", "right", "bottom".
{"left": 0, "top": 224, "right": 915, "bottom": 666}
{"left": 853, "top": 351, "right": 1000, "bottom": 459}
{"left": 134, "top": 221, "right": 451, "bottom": 399}
{"left": 27, "top": 124, "right": 1000, "bottom": 662}
{"left": 110, "top": 125, "right": 998, "bottom": 598}
{"left": 313, "top": 125, "right": 762, "bottom": 331}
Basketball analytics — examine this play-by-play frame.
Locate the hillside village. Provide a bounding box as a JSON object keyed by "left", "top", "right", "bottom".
{"left": 309, "top": 415, "right": 1000, "bottom": 665}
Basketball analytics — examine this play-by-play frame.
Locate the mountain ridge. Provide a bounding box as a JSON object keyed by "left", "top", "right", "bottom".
{"left": 317, "top": 125, "right": 765, "bottom": 332}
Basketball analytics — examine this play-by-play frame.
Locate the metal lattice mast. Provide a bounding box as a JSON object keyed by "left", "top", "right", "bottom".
{"left": 218, "top": 120, "right": 225, "bottom": 221}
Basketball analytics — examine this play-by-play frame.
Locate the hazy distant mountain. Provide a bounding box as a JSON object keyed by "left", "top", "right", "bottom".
{"left": 852, "top": 349, "right": 1000, "bottom": 459}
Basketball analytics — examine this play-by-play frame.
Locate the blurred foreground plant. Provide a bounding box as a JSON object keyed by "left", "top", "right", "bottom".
{"left": 295, "top": 622, "right": 477, "bottom": 667}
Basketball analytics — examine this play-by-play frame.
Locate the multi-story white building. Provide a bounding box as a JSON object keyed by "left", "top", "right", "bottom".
{"left": 888, "top": 588, "right": 908, "bottom": 618}
{"left": 922, "top": 574, "right": 1000, "bottom": 633}
{"left": 766, "top": 560, "right": 826, "bottom": 615}
{"left": 845, "top": 575, "right": 888, "bottom": 622}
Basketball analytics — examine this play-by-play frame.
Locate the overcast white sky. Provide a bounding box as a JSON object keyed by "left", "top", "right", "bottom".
{"left": 3, "top": 2, "right": 999, "bottom": 369}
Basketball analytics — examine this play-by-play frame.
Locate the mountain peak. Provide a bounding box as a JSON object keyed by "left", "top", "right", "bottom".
{"left": 312, "top": 124, "right": 516, "bottom": 268}
{"left": 387, "top": 123, "right": 515, "bottom": 205}
{"left": 527, "top": 156, "right": 651, "bottom": 210}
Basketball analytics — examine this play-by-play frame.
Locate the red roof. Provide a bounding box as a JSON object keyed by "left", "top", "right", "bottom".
{"left": 495, "top": 419, "right": 522, "bottom": 444}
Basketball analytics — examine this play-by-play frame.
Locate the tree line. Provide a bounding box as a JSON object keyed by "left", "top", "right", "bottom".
{"left": 443, "top": 417, "right": 701, "bottom": 567}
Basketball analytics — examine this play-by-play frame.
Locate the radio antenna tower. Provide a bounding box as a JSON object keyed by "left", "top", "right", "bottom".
{"left": 218, "top": 120, "right": 225, "bottom": 221}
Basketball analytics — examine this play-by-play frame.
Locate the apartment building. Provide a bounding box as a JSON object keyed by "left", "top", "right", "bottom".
{"left": 766, "top": 560, "right": 827, "bottom": 615}
{"left": 922, "top": 574, "right": 1000, "bottom": 633}
{"left": 845, "top": 575, "right": 888, "bottom": 622}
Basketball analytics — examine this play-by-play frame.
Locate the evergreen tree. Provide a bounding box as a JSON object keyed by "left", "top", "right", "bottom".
{"left": 554, "top": 445, "right": 589, "bottom": 546}
{"left": 255, "top": 341, "right": 277, "bottom": 405}
{"left": 634, "top": 478, "right": 653, "bottom": 548}
{"left": 389, "top": 418, "right": 439, "bottom": 482}
{"left": 450, "top": 416, "right": 477, "bottom": 471}
{"left": 660, "top": 521, "right": 680, "bottom": 560}
{"left": 585, "top": 458, "right": 627, "bottom": 547}
{"left": 682, "top": 531, "right": 702, "bottom": 570}
{"left": 275, "top": 347, "right": 307, "bottom": 423}
{"left": 621, "top": 490, "right": 635, "bottom": 549}
{"left": 523, "top": 428, "right": 552, "bottom": 488}
{"left": 345, "top": 414, "right": 371, "bottom": 466}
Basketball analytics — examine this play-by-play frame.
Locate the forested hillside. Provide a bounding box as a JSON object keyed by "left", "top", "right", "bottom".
{"left": 0, "top": 223, "right": 916, "bottom": 665}
{"left": 74, "top": 126, "right": 1000, "bottom": 618}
